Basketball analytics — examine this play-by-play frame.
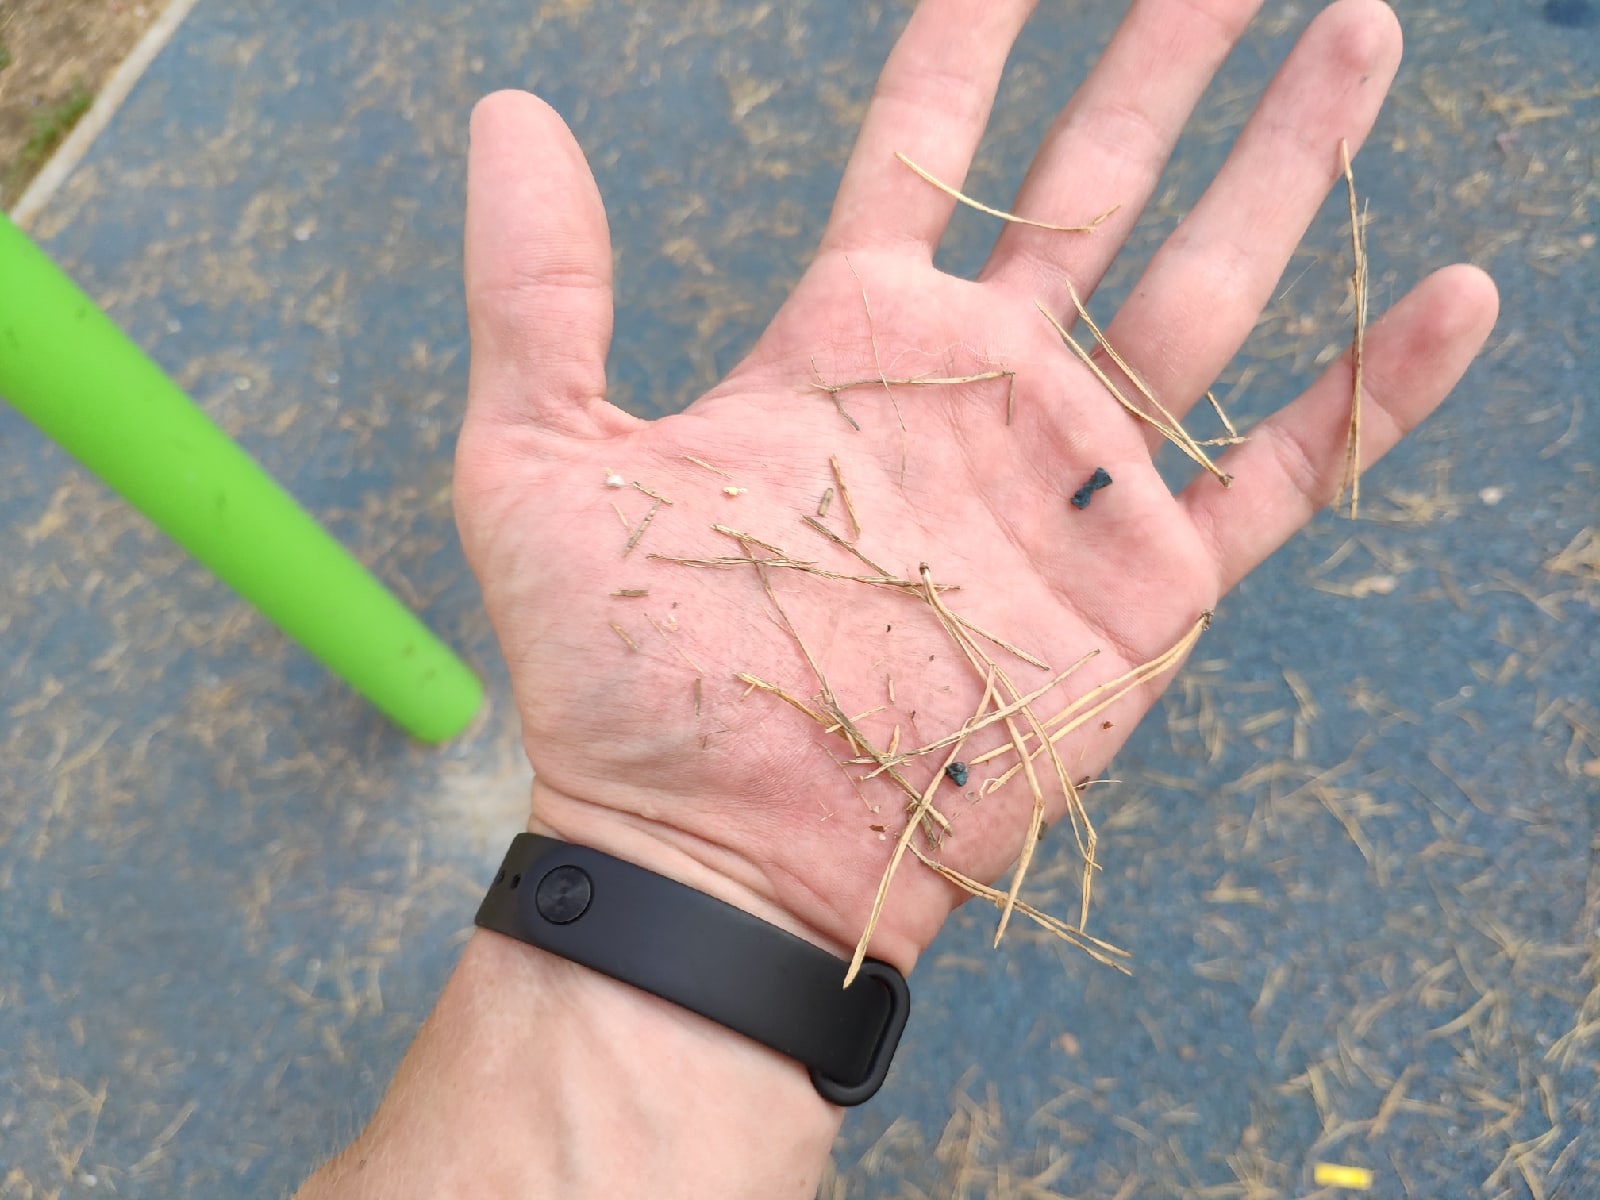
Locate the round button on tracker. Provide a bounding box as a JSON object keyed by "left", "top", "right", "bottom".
{"left": 535, "top": 865, "right": 593, "bottom": 924}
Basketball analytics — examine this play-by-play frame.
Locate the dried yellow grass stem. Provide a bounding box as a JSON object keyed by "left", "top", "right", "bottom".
{"left": 797, "top": 515, "right": 1050, "bottom": 668}
{"left": 823, "top": 693, "right": 952, "bottom": 838}
{"left": 632, "top": 481, "right": 674, "bottom": 506}
{"left": 845, "top": 257, "right": 909, "bottom": 478}
{"left": 815, "top": 370, "right": 1014, "bottom": 396}
{"left": 725, "top": 531, "right": 945, "bottom": 829}
{"left": 1202, "top": 389, "right": 1245, "bottom": 446}
{"left": 814, "top": 369, "right": 1017, "bottom": 425}
{"left": 645, "top": 613, "right": 706, "bottom": 675}
{"left": 1337, "top": 138, "right": 1369, "bottom": 519}
{"left": 802, "top": 513, "right": 891, "bottom": 574}
{"left": 908, "top": 844, "right": 1130, "bottom": 973}
{"left": 652, "top": 550, "right": 953, "bottom": 597}
{"left": 622, "top": 499, "right": 664, "bottom": 557}
{"left": 969, "top": 611, "right": 1212, "bottom": 789}
{"left": 829, "top": 454, "right": 863, "bottom": 541}
{"left": 682, "top": 454, "right": 733, "bottom": 480}
{"left": 896, "top": 151, "right": 1118, "bottom": 234}
{"left": 735, "top": 672, "right": 827, "bottom": 724}
{"left": 1037, "top": 286, "right": 1232, "bottom": 486}
{"left": 918, "top": 564, "right": 1094, "bottom": 938}
{"left": 859, "top": 651, "right": 1096, "bottom": 780}
{"left": 846, "top": 667, "right": 998, "bottom": 986}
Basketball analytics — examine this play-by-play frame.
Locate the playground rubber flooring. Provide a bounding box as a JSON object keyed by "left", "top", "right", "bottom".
{"left": 2, "top": 1, "right": 1597, "bottom": 1196}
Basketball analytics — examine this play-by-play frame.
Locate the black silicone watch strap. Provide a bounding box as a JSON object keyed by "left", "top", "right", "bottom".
{"left": 475, "top": 834, "right": 909, "bottom": 1106}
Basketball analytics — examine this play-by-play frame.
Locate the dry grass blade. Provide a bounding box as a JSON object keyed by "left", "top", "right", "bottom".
{"left": 651, "top": 552, "right": 816, "bottom": 571}
{"left": 801, "top": 513, "right": 894, "bottom": 576}
{"left": 918, "top": 565, "right": 1093, "bottom": 939}
{"left": 682, "top": 454, "right": 732, "bottom": 479}
{"left": 1545, "top": 527, "right": 1600, "bottom": 583}
{"left": 722, "top": 531, "right": 947, "bottom": 827}
{"left": 908, "top": 844, "right": 1131, "bottom": 973}
{"left": 1038, "top": 301, "right": 1214, "bottom": 477}
{"left": 814, "top": 367, "right": 1018, "bottom": 426}
{"left": 734, "top": 672, "right": 828, "bottom": 725}
{"left": 845, "top": 256, "right": 909, "bottom": 478}
{"left": 1040, "top": 284, "right": 1232, "bottom": 486}
{"left": 822, "top": 695, "right": 947, "bottom": 829}
{"left": 815, "top": 370, "right": 1014, "bottom": 396}
{"left": 1201, "top": 389, "right": 1246, "bottom": 446}
{"left": 645, "top": 613, "right": 706, "bottom": 674}
{"left": 739, "top": 537, "right": 838, "bottom": 713}
{"left": 829, "top": 454, "right": 863, "bottom": 541}
{"left": 1337, "top": 138, "right": 1369, "bottom": 519}
{"left": 810, "top": 355, "right": 864, "bottom": 431}
{"left": 798, "top": 513, "right": 1047, "bottom": 667}
{"left": 711, "top": 523, "right": 788, "bottom": 558}
{"left": 859, "top": 651, "right": 1096, "bottom": 780}
{"left": 846, "top": 667, "right": 998, "bottom": 987}
{"left": 632, "top": 481, "right": 674, "bottom": 505}
{"left": 968, "top": 612, "right": 1212, "bottom": 788}
{"left": 896, "top": 151, "right": 1118, "bottom": 234}
{"left": 622, "top": 498, "right": 664, "bottom": 557}
{"left": 946, "top": 612, "right": 1051, "bottom": 672}
{"left": 651, "top": 551, "right": 950, "bottom": 596}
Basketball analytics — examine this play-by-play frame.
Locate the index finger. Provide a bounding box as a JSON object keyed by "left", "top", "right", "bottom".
{"left": 820, "top": 0, "right": 1037, "bottom": 256}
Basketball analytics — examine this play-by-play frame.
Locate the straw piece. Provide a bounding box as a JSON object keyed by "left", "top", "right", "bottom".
{"left": 896, "top": 151, "right": 1118, "bottom": 234}
{"left": 845, "top": 667, "right": 998, "bottom": 986}
{"left": 622, "top": 499, "right": 663, "bottom": 557}
{"left": 908, "top": 844, "right": 1131, "bottom": 973}
{"left": 830, "top": 454, "right": 863, "bottom": 541}
{"left": 1336, "top": 138, "right": 1369, "bottom": 519}
{"left": 683, "top": 454, "right": 733, "bottom": 480}
{"left": 1039, "top": 284, "right": 1232, "bottom": 486}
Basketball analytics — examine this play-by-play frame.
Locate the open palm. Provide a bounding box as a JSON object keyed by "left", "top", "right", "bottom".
{"left": 451, "top": 0, "right": 1497, "bottom": 971}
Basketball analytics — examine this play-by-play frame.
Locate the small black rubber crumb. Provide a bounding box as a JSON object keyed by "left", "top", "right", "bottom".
{"left": 945, "top": 761, "right": 969, "bottom": 788}
{"left": 1071, "top": 466, "right": 1113, "bottom": 510}
{"left": 1544, "top": 0, "right": 1597, "bottom": 27}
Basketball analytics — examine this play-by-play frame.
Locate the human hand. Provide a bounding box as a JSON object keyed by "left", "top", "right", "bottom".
{"left": 452, "top": 0, "right": 1497, "bottom": 975}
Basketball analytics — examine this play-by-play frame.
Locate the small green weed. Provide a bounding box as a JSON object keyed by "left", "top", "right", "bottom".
{"left": 22, "top": 84, "right": 93, "bottom": 166}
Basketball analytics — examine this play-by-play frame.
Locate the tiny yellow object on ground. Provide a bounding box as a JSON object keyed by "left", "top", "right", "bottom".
{"left": 1313, "top": 1162, "right": 1374, "bottom": 1189}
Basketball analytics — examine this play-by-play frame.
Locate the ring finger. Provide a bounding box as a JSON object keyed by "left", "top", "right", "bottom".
{"left": 978, "top": 0, "right": 1265, "bottom": 298}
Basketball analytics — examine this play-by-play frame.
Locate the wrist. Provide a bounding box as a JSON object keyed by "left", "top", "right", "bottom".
{"left": 300, "top": 930, "right": 842, "bottom": 1200}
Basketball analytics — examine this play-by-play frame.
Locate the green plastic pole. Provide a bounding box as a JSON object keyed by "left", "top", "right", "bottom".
{"left": 0, "top": 212, "right": 482, "bottom": 742}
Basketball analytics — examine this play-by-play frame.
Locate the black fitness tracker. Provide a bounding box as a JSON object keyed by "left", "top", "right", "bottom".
{"left": 475, "top": 834, "right": 910, "bottom": 1105}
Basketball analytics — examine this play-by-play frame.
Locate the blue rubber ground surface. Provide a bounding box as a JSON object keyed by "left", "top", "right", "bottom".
{"left": 2, "top": 1, "right": 1597, "bottom": 1196}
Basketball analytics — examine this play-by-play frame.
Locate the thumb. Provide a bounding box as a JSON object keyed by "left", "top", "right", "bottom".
{"left": 462, "top": 91, "right": 633, "bottom": 442}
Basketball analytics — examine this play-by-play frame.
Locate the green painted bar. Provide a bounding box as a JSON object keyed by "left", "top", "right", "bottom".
{"left": 0, "top": 212, "right": 482, "bottom": 741}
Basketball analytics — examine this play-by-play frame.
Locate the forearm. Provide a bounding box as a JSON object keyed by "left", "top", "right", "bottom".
{"left": 297, "top": 930, "right": 843, "bottom": 1200}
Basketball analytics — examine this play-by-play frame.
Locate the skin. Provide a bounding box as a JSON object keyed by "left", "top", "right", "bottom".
{"left": 297, "top": 1, "right": 1499, "bottom": 1196}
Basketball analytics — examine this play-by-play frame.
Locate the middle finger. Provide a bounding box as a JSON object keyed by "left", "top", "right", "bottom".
{"left": 979, "top": 0, "right": 1265, "bottom": 297}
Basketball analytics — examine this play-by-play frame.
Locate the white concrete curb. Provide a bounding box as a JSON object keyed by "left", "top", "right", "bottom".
{"left": 10, "top": 0, "right": 203, "bottom": 229}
